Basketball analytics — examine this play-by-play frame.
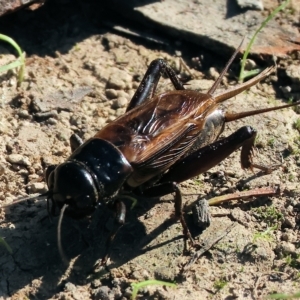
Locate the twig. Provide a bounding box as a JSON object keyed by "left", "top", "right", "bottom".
{"left": 181, "top": 223, "right": 236, "bottom": 273}
{"left": 208, "top": 186, "right": 280, "bottom": 206}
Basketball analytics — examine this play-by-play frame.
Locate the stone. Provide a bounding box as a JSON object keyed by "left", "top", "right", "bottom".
{"left": 6, "top": 154, "right": 31, "bottom": 166}
{"left": 236, "top": 0, "right": 264, "bottom": 11}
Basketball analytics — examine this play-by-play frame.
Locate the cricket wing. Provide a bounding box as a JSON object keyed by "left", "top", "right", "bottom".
{"left": 95, "top": 90, "right": 215, "bottom": 185}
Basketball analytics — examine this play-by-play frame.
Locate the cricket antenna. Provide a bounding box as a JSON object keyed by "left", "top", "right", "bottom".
{"left": 1, "top": 192, "right": 50, "bottom": 208}
{"left": 207, "top": 37, "right": 245, "bottom": 96}
{"left": 57, "top": 203, "right": 69, "bottom": 265}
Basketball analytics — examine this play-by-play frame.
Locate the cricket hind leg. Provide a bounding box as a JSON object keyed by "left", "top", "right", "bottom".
{"left": 134, "top": 126, "right": 279, "bottom": 252}
{"left": 159, "top": 126, "right": 279, "bottom": 184}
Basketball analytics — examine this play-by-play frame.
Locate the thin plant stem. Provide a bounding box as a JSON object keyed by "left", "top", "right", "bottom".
{"left": 0, "top": 33, "right": 25, "bottom": 86}
{"left": 239, "top": 0, "right": 290, "bottom": 82}
{"left": 131, "top": 280, "right": 176, "bottom": 300}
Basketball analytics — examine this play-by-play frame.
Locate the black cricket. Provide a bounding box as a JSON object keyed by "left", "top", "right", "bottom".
{"left": 42, "top": 45, "right": 299, "bottom": 265}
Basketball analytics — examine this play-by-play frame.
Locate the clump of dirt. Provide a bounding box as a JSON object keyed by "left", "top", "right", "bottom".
{"left": 0, "top": 1, "right": 300, "bottom": 299}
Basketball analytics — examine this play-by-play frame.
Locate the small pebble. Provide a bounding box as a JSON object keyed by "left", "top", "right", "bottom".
{"left": 92, "top": 279, "right": 101, "bottom": 288}
{"left": 111, "top": 287, "right": 122, "bottom": 299}
{"left": 244, "top": 59, "right": 257, "bottom": 70}
{"left": 175, "top": 50, "right": 182, "bottom": 56}
{"left": 283, "top": 217, "right": 296, "bottom": 229}
{"left": 115, "top": 108, "right": 125, "bottom": 117}
{"left": 253, "top": 246, "right": 269, "bottom": 261}
{"left": 123, "top": 287, "right": 133, "bottom": 298}
{"left": 192, "top": 198, "right": 210, "bottom": 228}
{"left": 208, "top": 67, "right": 219, "bottom": 80}
{"left": 154, "top": 266, "right": 176, "bottom": 281}
{"left": 97, "top": 117, "right": 106, "bottom": 127}
{"left": 64, "top": 282, "right": 76, "bottom": 292}
{"left": 107, "top": 68, "right": 132, "bottom": 90}
{"left": 276, "top": 241, "right": 296, "bottom": 256}
{"left": 18, "top": 169, "right": 29, "bottom": 176}
{"left": 8, "top": 78, "right": 16, "bottom": 87}
{"left": 236, "top": 0, "right": 264, "bottom": 10}
{"left": 12, "top": 164, "right": 21, "bottom": 171}
{"left": 108, "top": 115, "right": 116, "bottom": 122}
{"left": 93, "top": 286, "right": 111, "bottom": 300}
{"left": 280, "top": 86, "right": 292, "bottom": 98}
{"left": 18, "top": 109, "right": 31, "bottom": 119}
{"left": 31, "top": 279, "right": 40, "bottom": 288}
{"left": 132, "top": 81, "right": 140, "bottom": 89}
{"left": 230, "top": 288, "right": 241, "bottom": 299}
{"left": 112, "top": 97, "right": 128, "bottom": 109}
{"left": 46, "top": 118, "right": 58, "bottom": 125}
{"left": 106, "top": 88, "right": 118, "bottom": 99}
{"left": 286, "top": 205, "right": 294, "bottom": 214}
{"left": 131, "top": 270, "right": 143, "bottom": 280}
{"left": 286, "top": 64, "right": 300, "bottom": 83}
{"left": 35, "top": 110, "right": 58, "bottom": 120}
{"left": 0, "top": 164, "right": 5, "bottom": 175}
{"left": 281, "top": 230, "right": 296, "bottom": 243}
{"left": 28, "top": 182, "right": 48, "bottom": 194}
{"left": 7, "top": 154, "right": 31, "bottom": 166}
{"left": 116, "top": 90, "right": 130, "bottom": 99}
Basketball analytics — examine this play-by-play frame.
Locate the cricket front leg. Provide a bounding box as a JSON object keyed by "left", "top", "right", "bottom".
{"left": 70, "top": 134, "right": 84, "bottom": 152}
{"left": 126, "top": 59, "right": 185, "bottom": 111}
{"left": 135, "top": 182, "right": 194, "bottom": 252}
{"left": 94, "top": 200, "right": 126, "bottom": 269}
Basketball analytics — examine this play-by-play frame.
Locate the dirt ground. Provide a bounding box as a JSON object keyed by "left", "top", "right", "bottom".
{"left": 0, "top": 1, "right": 300, "bottom": 299}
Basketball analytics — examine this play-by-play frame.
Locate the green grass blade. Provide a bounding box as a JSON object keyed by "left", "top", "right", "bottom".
{"left": 17, "top": 51, "right": 26, "bottom": 85}
{"left": 0, "top": 237, "right": 12, "bottom": 254}
{"left": 0, "top": 34, "right": 22, "bottom": 57}
{"left": 239, "top": 0, "right": 291, "bottom": 82}
{"left": 0, "top": 59, "right": 23, "bottom": 73}
{"left": 0, "top": 33, "right": 25, "bottom": 85}
{"left": 131, "top": 280, "right": 176, "bottom": 300}
{"left": 267, "top": 291, "right": 300, "bottom": 299}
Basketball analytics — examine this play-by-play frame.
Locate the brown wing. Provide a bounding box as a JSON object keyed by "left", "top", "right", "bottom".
{"left": 95, "top": 90, "right": 216, "bottom": 186}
